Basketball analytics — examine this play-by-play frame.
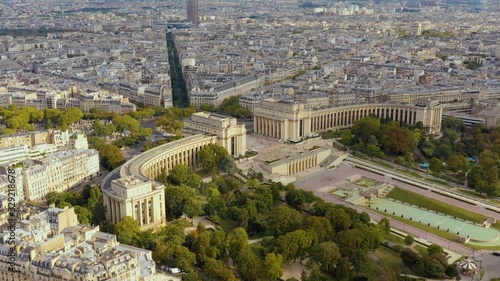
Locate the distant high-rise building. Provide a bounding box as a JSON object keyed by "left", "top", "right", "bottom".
{"left": 186, "top": 0, "right": 199, "bottom": 25}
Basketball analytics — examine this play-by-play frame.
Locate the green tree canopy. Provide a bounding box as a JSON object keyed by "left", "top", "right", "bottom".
{"left": 262, "top": 253, "right": 283, "bottom": 281}
{"left": 112, "top": 115, "right": 140, "bottom": 132}
{"left": 99, "top": 144, "right": 125, "bottom": 170}
{"left": 267, "top": 205, "right": 303, "bottom": 237}
{"left": 115, "top": 216, "right": 141, "bottom": 245}
{"left": 164, "top": 185, "right": 196, "bottom": 219}
{"left": 199, "top": 144, "right": 230, "bottom": 175}
{"left": 352, "top": 116, "right": 381, "bottom": 144}
{"left": 429, "top": 157, "right": 443, "bottom": 173}
{"left": 309, "top": 241, "right": 341, "bottom": 274}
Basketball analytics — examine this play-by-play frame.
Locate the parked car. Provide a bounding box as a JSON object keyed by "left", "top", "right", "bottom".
{"left": 492, "top": 252, "right": 500, "bottom": 257}
{"left": 475, "top": 257, "right": 483, "bottom": 262}
{"left": 168, "top": 268, "right": 181, "bottom": 274}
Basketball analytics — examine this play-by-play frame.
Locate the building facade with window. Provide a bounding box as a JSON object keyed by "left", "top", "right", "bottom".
{"left": 253, "top": 98, "right": 442, "bottom": 141}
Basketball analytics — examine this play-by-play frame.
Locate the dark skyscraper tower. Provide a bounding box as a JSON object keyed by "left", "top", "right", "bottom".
{"left": 186, "top": 0, "right": 199, "bottom": 26}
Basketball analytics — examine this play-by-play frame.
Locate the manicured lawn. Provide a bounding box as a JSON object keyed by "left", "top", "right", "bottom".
{"left": 413, "top": 245, "right": 428, "bottom": 255}
{"left": 218, "top": 219, "right": 239, "bottom": 233}
{"left": 385, "top": 233, "right": 406, "bottom": 245}
{"left": 465, "top": 244, "right": 500, "bottom": 251}
{"left": 457, "top": 189, "right": 489, "bottom": 199}
{"left": 373, "top": 246, "right": 411, "bottom": 275}
{"left": 387, "top": 187, "right": 488, "bottom": 225}
{"left": 371, "top": 159, "right": 395, "bottom": 169}
{"left": 358, "top": 246, "right": 412, "bottom": 279}
{"left": 358, "top": 253, "right": 383, "bottom": 280}
{"left": 396, "top": 169, "right": 423, "bottom": 179}
{"left": 425, "top": 178, "right": 454, "bottom": 188}
{"left": 352, "top": 152, "right": 369, "bottom": 160}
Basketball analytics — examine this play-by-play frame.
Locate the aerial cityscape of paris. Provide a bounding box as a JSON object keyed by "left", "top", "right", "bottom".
{"left": 0, "top": 0, "right": 498, "bottom": 280}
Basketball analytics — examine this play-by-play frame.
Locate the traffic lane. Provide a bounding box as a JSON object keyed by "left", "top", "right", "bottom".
{"left": 479, "top": 251, "right": 500, "bottom": 281}
{"left": 140, "top": 117, "right": 157, "bottom": 129}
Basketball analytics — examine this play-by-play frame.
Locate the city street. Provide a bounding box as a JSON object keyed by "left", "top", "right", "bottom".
{"left": 140, "top": 117, "right": 162, "bottom": 137}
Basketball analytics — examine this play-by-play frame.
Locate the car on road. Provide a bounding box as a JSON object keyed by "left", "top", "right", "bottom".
{"left": 492, "top": 252, "right": 500, "bottom": 257}
{"left": 475, "top": 257, "right": 483, "bottom": 262}
{"left": 168, "top": 268, "right": 181, "bottom": 274}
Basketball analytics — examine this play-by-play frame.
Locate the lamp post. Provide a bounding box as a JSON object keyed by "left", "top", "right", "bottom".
{"left": 478, "top": 251, "right": 483, "bottom": 281}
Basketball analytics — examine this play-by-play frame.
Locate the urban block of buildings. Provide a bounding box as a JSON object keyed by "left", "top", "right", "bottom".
{"left": 0, "top": 206, "right": 157, "bottom": 281}
{"left": 0, "top": 88, "right": 137, "bottom": 114}
{"left": 0, "top": 130, "right": 99, "bottom": 201}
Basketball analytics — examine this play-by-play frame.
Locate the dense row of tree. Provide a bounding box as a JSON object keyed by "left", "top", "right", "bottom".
{"left": 0, "top": 105, "right": 84, "bottom": 133}
{"left": 156, "top": 107, "right": 196, "bottom": 137}
{"left": 217, "top": 96, "right": 252, "bottom": 118}
{"left": 338, "top": 116, "right": 422, "bottom": 159}
{"left": 466, "top": 126, "right": 500, "bottom": 196}
{"left": 333, "top": 116, "right": 498, "bottom": 190}
{"left": 199, "top": 96, "right": 252, "bottom": 118}
{"left": 167, "top": 31, "right": 190, "bottom": 107}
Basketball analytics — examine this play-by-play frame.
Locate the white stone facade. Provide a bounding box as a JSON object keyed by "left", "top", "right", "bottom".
{"left": 253, "top": 99, "right": 443, "bottom": 140}
{"left": 184, "top": 112, "right": 247, "bottom": 157}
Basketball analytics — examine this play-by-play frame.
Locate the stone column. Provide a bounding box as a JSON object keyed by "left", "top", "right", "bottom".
{"left": 263, "top": 119, "right": 266, "bottom": 136}
{"left": 145, "top": 199, "right": 150, "bottom": 224}
{"left": 264, "top": 119, "right": 267, "bottom": 135}
{"left": 263, "top": 118, "right": 266, "bottom": 136}
{"left": 278, "top": 122, "right": 281, "bottom": 140}
{"left": 150, "top": 198, "right": 155, "bottom": 223}
{"left": 111, "top": 200, "right": 115, "bottom": 223}
{"left": 138, "top": 201, "right": 143, "bottom": 226}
